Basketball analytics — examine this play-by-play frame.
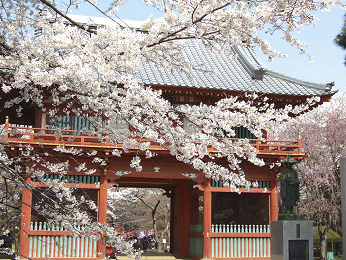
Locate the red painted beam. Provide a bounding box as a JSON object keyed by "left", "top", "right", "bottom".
{"left": 209, "top": 233, "right": 270, "bottom": 238}
{"left": 188, "top": 232, "right": 203, "bottom": 237}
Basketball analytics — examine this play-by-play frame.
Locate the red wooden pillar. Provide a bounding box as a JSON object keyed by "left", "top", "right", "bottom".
{"left": 97, "top": 173, "right": 107, "bottom": 258}
{"left": 203, "top": 177, "right": 212, "bottom": 259}
{"left": 270, "top": 178, "right": 279, "bottom": 222}
{"left": 178, "top": 181, "right": 191, "bottom": 257}
{"left": 19, "top": 179, "right": 32, "bottom": 259}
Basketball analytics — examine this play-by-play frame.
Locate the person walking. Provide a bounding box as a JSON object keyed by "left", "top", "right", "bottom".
{"left": 142, "top": 237, "right": 149, "bottom": 252}
{"left": 162, "top": 237, "right": 166, "bottom": 251}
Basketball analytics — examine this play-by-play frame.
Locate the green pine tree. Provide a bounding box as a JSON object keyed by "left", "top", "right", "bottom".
{"left": 335, "top": 13, "right": 346, "bottom": 65}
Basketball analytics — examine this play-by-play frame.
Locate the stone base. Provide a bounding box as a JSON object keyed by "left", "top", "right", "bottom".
{"left": 278, "top": 214, "right": 305, "bottom": 220}
{"left": 271, "top": 220, "right": 313, "bottom": 260}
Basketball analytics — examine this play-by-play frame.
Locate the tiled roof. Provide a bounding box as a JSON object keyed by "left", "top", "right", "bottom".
{"left": 136, "top": 39, "right": 334, "bottom": 97}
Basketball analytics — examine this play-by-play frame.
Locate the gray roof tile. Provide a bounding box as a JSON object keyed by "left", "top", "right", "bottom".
{"left": 137, "top": 39, "right": 333, "bottom": 97}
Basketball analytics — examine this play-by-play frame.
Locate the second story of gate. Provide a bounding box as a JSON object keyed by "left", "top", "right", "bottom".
{"left": 0, "top": 34, "right": 335, "bottom": 160}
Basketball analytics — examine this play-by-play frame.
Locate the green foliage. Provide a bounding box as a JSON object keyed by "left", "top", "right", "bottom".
{"left": 335, "top": 13, "right": 346, "bottom": 65}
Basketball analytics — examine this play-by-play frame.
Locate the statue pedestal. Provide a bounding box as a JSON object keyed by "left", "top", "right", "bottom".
{"left": 278, "top": 214, "right": 305, "bottom": 220}
{"left": 271, "top": 220, "right": 313, "bottom": 260}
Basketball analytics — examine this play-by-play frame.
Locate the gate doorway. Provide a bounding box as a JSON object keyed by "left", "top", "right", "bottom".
{"left": 106, "top": 169, "right": 202, "bottom": 259}
{"left": 107, "top": 187, "right": 171, "bottom": 254}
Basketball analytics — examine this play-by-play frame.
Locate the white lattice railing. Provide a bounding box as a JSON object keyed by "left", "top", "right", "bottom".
{"left": 28, "top": 222, "right": 98, "bottom": 258}
{"left": 212, "top": 224, "right": 270, "bottom": 233}
{"left": 211, "top": 224, "right": 270, "bottom": 259}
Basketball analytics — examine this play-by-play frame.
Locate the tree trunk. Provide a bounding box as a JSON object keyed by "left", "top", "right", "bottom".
{"left": 319, "top": 225, "right": 329, "bottom": 260}
{"left": 163, "top": 221, "right": 170, "bottom": 251}
{"left": 151, "top": 200, "right": 163, "bottom": 253}
{"left": 156, "top": 239, "right": 163, "bottom": 253}
{"left": 154, "top": 223, "right": 163, "bottom": 253}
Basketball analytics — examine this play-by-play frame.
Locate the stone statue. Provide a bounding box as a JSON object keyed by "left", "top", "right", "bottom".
{"left": 280, "top": 156, "right": 300, "bottom": 214}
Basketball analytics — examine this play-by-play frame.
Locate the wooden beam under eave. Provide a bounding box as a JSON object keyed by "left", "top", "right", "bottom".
{"left": 113, "top": 171, "right": 202, "bottom": 180}
{"left": 151, "top": 84, "right": 335, "bottom": 109}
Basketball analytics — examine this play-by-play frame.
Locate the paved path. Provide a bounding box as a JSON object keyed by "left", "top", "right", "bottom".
{"left": 116, "top": 251, "right": 192, "bottom": 260}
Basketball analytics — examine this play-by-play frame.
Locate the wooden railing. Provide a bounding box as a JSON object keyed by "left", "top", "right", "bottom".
{"left": 28, "top": 222, "right": 98, "bottom": 258}
{"left": 31, "top": 174, "right": 100, "bottom": 184}
{"left": 212, "top": 224, "right": 270, "bottom": 233}
{"left": 3, "top": 124, "right": 302, "bottom": 155}
{"left": 189, "top": 224, "right": 270, "bottom": 259}
{"left": 3, "top": 124, "right": 110, "bottom": 147}
{"left": 211, "top": 224, "right": 270, "bottom": 259}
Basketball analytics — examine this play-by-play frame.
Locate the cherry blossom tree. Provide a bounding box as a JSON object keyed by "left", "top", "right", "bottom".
{"left": 279, "top": 93, "right": 346, "bottom": 260}
{"left": 0, "top": 0, "right": 342, "bottom": 186}
{"left": 107, "top": 188, "right": 149, "bottom": 230}
{"left": 0, "top": 159, "right": 22, "bottom": 252}
{"left": 0, "top": 0, "right": 345, "bottom": 258}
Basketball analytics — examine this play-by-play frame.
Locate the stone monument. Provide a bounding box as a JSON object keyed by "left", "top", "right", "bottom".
{"left": 271, "top": 155, "right": 313, "bottom": 260}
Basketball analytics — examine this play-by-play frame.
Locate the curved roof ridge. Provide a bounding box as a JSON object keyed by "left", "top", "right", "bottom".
{"left": 232, "top": 43, "right": 334, "bottom": 94}
{"left": 233, "top": 45, "right": 267, "bottom": 80}
{"left": 265, "top": 69, "right": 333, "bottom": 92}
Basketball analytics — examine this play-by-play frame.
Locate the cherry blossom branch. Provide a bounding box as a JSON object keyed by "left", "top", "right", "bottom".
{"left": 39, "top": 0, "right": 96, "bottom": 34}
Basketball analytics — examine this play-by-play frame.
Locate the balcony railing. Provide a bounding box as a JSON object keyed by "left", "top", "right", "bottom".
{"left": 28, "top": 222, "right": 98, "bottom": 258}
{"left": 3, "top": 123, "right": 302, "bottom": 155}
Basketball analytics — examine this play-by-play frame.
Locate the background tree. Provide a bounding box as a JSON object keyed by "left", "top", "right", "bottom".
{"left": 134, "top": 189, "right": 170, "bottom": 252}
{"left": 279, "top": 93, "right": 346, "bottom": 260}
{"left": 107, "top": 188, "right": 171, "bottom": 252}
{"left": 107, "top": 188, "right": 149, "bottom": 230}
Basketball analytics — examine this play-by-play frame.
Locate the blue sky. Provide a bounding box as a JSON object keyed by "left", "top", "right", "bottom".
{"left": 256, "top": 8, "right": 346, "bottom": 93}
{"left": 66, "top": 1, "right": 346, "bottom": 92}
